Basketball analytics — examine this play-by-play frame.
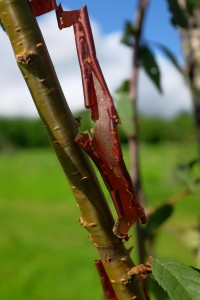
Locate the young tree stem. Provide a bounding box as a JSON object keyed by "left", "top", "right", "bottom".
{"left": 0, "top": 1, "right": 146, "bottom": 299}
{"left": 129, "top": 0, "right": 149, "bottom": 264}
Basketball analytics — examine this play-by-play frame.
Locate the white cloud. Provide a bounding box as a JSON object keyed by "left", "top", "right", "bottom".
{"left": 0, "top": 11, "right": 192, "bottom": 118}
{"left": 138, "top": 56, "right": 192, "bottom": 118}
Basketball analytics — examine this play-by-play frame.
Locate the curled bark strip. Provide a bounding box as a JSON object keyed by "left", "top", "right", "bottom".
{"left": 95, "top": 260, "right": 117, "bottom": 300}
{"left": 127, "top": 259, "right": 152, "bottom": 279}
{"left": 56, "top": 5, "right": 146, "bottom": 239}
{"left": 30, "top": 0, "right": 57, "bottom": 17}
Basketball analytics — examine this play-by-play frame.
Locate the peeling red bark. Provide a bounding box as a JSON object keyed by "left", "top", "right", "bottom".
{"left": 95, "top": 260, "right": 117, "bottom": 300}
{"left": 30, "top": 0, "right": 57, "bottom": 17}
{"left": 56, "top": 5, "right": 146, "bottom": 239}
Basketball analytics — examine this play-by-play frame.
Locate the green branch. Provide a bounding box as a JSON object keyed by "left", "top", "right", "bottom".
{"left": 0, "top": 0, "right": 145, "bottom": 299}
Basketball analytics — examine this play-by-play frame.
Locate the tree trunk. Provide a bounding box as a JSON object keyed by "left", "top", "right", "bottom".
{"left": 179, "top": 0, "right": 200, "bottom": 158}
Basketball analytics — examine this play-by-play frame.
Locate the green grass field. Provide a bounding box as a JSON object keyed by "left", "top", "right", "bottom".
{"left": 0, "top": 143, "right": 199, "bottom": 299}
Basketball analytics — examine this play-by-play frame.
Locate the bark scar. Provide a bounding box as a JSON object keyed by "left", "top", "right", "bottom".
{"left": 127, "top": 258, "right": 152, "bottom": 280}
{"left": 16, "top": 51, "right": 37, "bottom": 65}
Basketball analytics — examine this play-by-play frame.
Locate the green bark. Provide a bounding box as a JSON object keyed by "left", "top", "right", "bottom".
{"left": 0, "top": 0, "right": 145, "bottom": 299}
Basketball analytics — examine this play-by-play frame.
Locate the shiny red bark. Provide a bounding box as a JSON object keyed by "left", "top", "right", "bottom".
{"left": 30, "top": 0, "right": 56, "bottom": 17}
{"left": 95, "top": 260, "right": 117, "bottom": 300}
{"left": 56, "top": 5, "right": 146, "bottom": 239}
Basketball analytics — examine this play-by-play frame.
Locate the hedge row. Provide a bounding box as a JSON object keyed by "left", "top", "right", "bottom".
{"left": 138, "top": 113, "right": 196, "bottom": 143}
{"left": 0, "top": 117, "right": 49, "bottom": 150}
{"left": 0, "top": 111, "right": 196, "bottom": 151}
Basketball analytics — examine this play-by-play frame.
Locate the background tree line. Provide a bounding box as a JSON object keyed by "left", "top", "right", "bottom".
{"left": 0, "top": 111, "right": 196, "bottom": 150}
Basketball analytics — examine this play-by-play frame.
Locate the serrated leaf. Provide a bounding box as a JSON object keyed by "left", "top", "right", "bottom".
{"left": 143, "top": 204, "right": 173, "bottom": 237}
{"left": 166, "top": 0, "right": 188, "bottom": 28}
{"left": 155, "top": 43, "right": 182, "bottom": 73}
{"left": 191, "top": 266, "right": 200, "bottom": 274}
{"left": 116, "top": 92, "right": 136, "bottom": 137}
{"left": 152, "top": 258, "right": 200, "bottom": 300}
{"left": 121, "top": 21, "right": 135, "bottom": 47}
{"left": 148, "top": 276, "right": 169, "bottom": 300}
{"left": 139, "top": 46, "right": 162, "bottom": 93}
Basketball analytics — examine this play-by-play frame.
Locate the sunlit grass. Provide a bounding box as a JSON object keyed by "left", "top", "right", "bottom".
{"left": 0, "top": 142, "right": 199, "bottom": 299}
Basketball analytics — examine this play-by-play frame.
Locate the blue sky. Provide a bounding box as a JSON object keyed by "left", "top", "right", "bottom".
{"left": 0, "top": 0, "right": 191, "bottom": 117}
{"left": 62, "top": 0, "right": 183, "bottom": 62}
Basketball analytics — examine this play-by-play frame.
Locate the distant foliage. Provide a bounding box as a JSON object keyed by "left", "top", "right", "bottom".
{"left": 0, "top": 112, "right": 196, "bottom": 151}
{"left": 0, "top": 111, "right": 93, "bottom": 151}
{"left": 121, "top": 13, "right": 181, "bottom": 94}
{"left": 167, "top": 0, "right": 189, "bottom": 28}
{"left": 0, "top": 118, "right": 49, "bottom": 151}
{"left": 138, "top": 113, "right": 196, "bottom": 144}
{"left": 117, "top": 112, "right": 196, "bottom": 144}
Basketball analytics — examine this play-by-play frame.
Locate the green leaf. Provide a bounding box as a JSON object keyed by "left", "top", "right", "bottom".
{"left": 186, "top": 0, "right": 200, "bottom": 15}
{"left": 176, "top": 161, "right": 199, "bottom": 194}
{"left": 143, "top": 204, "right": 173, "bottom": 237}
{"left": 121, "top": 21, "right": 135, "bottom": 47}
{"left": 0, "top": 18, "right": 6, "bottom": 32}
{"left": 166, "top": 0, "right": 188, "bottom": 28}
{"left": 148, "top": 276, "right": 169, "bottom": 300}
{"left": 116, "top": 79, "right": 130, "bottom": 94}
{"left": 152, "top": 258, "right": 200, "bottom": 300}
{"left": 139, "top": 46, "right": 162, "bottom": 93}
{"left": 155, "top": 43, "right": 182, "bottom": 73}
{"left": 191, "top": 266, "right": 200, "bottom": 274}
{"left": 116, "top": 91, "right": 136, "bottom": 137}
